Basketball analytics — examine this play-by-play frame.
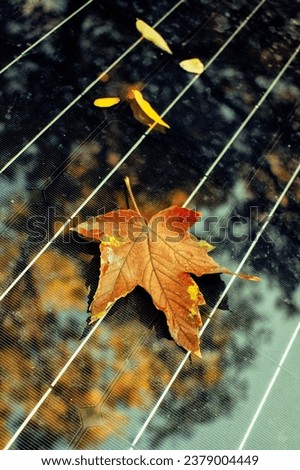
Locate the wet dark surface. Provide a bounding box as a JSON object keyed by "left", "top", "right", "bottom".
{"left": 0, "top": 0, "right": 299, "bottom": 450}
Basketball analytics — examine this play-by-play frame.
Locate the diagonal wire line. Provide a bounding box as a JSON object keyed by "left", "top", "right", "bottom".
{"left": 184, "top": 43, "right": 300, "bottom": 206}
{"left": 129, "top": 161, "right": 300, "bottom": 449}
{"left": 1, "top": 38, "right": 297, "bottom": 304}
{"left": 238, "top": 320, "right": 300, "bottom": 450}
{"left": 0, "top": 0, "right": 95, "bottom": 76}
{"left": 0, "top": 134, "right": 148, "bottom": 302}
{"left": 0, "top": 2, "right": 217, "bottom": 237}
{"left": 5, "top": 130, "right": 295, "bottom": 454}
{"left": 159, "top": 0, "right": 268, "bottom": 120}
{"left": 0, "top": 0, "right": 278, "bottom": 448}
{"left": 2, "top": 4, "right": 294, "bottom": 447}
{"left": 2, "top": 313, "right": 109, "bottom": 450}
{"left": 0, "top": 0, "right": 185, "bottom": 174}
{"left": 3, "top": 73, "right": 297, "bottom": 453}
{"left": 0, "top": 0, "right": 269, "bottom": 302}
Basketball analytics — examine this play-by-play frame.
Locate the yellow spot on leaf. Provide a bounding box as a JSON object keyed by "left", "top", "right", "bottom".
{"left": 187, "top": 282, "right": 199, "bottom": 301}
{"left": 179, "top": 58, "right": 205, "bottom": 75}
{"left": 136, "top": 18, "right": 172, "bottom": 54}
{"left": 132, "top": 89, "right": 170, "bottom": 129}
{"left": 102, "top": 236, "right": 124, "bottom": 247}
{"left": 89, "top": 309, "right": 106, "bottom": 323}
{"left": 198, "top": 240, "right": 215, "bottom": 252}
{"left": 93, "top": 97, "right": 120, "bottom": 108}
{"left": 189, "top": 307, "right": 198, "bottom": 317}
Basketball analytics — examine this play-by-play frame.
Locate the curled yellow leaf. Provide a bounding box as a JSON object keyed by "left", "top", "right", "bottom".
{"left": 93, "top": 97, "right": 120, "bottom": 108}
{"left": 132, "top": 89, "right": 170, "bottom": 129}
{"left": 179, "top": 58, "right": 205, "bottom": 75}
{"left": 129, "top": 99, "right": 167, "bottom": 134}
{"left": 136, "top": 18, "right": 172, "bottom": 55}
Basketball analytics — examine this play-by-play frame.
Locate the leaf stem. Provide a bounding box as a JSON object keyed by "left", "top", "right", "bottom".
{"left": 124, "top": 176, "right": 141, "bottom": 215}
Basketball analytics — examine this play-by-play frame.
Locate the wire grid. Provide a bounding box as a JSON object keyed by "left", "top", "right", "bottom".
{"left": 0, "top": 0, "right": 299, "bottom": 450}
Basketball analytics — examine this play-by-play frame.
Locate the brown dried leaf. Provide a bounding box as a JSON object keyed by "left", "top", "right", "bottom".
{"left": 73, "top": 206, "right": 260, "bottom": 356}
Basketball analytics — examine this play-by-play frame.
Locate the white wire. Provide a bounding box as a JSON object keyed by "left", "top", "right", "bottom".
{"left": 159, "top": 0, "right": 268, "bottom": 120}
{"left": 238, "top": 321, "right": 300, "bottom": 450}
{"left": 153, "top": 0, "right": 186, "bottom": 28}
{"left": 2, "top": 35, "right": 298, "bottom": 303}
{"left": 2, "top": 0, "right": 294, "bottom": 449}
{"left": 0, "top": 0, "right": 95, "bottom": 76}
{"left": 2, "top": 315, "right": 107, "bottom": 450}
{"left": 184, "top": 44, "right": 300, "bottom": 207}
{"left": 0, "top": 0, "right": 270, "bottom": 302}
{"left": 0, "top": 0, "right": 185, "bottom": 174}
{"left": 130, "top": 162, "right": 300, "bottom": 449}
{"left": 0, "top": 41, "right": 140, "bottom": 174}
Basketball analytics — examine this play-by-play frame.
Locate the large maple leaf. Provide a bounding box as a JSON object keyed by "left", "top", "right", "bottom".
{"left": 72, "top": 206, "right": 259, "bottom": 356}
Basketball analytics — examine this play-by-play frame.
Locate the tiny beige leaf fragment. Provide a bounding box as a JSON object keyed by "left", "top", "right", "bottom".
{"left": 179, "top": 58, "right": 205, "bottom": 74}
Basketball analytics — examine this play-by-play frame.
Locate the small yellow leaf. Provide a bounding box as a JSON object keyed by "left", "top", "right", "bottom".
{"left": 179, "top": 58, "right": 205, "bottom": 75}
{"left": 129, "top": 99, "right": 167, "bottom": 134}
{"left": 93, "top": 97, "right": 120, "bottom": 108}
{"left": 132, "top": 89, "right": 170, "bottom": 129}
{"left": 198, "top": 240, "right": 215, "bottom": 252}
{"left": 136, "top": 18, "right": 172, "bottom": 55}
{"left": 193, "top": 349, "right": 202, "bottom": 358}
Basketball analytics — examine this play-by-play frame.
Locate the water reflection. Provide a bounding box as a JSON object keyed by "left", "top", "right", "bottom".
{"left": 0, "top": 0, "right": 299, "bottom": 451}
